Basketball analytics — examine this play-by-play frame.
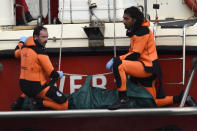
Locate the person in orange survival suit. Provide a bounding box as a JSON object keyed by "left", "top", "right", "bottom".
{"left": 13, "top": 26, "right": 68, "bottom": 110}
{"left": 106, "top": 6, "right": 184, "bottom": 110}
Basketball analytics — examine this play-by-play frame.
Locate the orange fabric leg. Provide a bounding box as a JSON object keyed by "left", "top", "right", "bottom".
{"left": 117, "top": 60, "right": 173, "bottom": 107}
{"left": 144, "top": 85, "right": 173, "bottom": 107}
{"left": 37, "top": 86, "right": 68, "bottom": 110}
{"left": 155, "top": 96, "right": 173, "bottom": 107}
{"left": 118, "top": 60, "right": 152, "bottom": 91}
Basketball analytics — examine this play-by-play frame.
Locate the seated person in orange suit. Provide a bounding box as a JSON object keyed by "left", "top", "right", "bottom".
{"left": 106, "top": 6, "right": 186, "bottom": 110}
{"left": 13, "top": 26, "right": 68, "bottom": 110}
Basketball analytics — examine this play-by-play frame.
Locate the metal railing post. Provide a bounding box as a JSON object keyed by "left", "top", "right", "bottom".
{"left": 182, "top": 24, "right": 188, "bottom": 85}
{"left": 180, "top": 57, "right": 197, "bottom": 107}
{"left": 48, "top": 0, "right": 51, "bottom": 24}
{"left": 155, "top": 23, "right": 195, "bottom": 85}
{"left": 39, "top": 0, "right": 43, "bottom": 19}
{"left": 144, "top": 0, "right": 148, "bottom": 19}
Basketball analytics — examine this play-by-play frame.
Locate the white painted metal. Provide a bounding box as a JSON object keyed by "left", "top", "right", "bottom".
{"left": 24, "top": 0, "right": 194, "bottom": 22}
{"left": 58, "top": 0, "right": 137, "bottom": 23}
{"left": 26, "top": 0, "right": 48, "bottom": 19}
{"left": 1, "top": 23, "right": 197, "bottom": 51}
{"left": 59, "top": 76, "right": 66, "bottom": 93}
{"left": 0, "top": 0, "right": 15, "bottom": 25}
{"left": 137, "top": 0, "right": 194, "bottom": 20}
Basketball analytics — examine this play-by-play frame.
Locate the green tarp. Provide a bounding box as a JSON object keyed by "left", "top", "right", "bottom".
{"left": 22, "top": 75, "right": 157, "bottom": 110}
{"left": 68, "top": 75, "right": 157, "bottom": 109}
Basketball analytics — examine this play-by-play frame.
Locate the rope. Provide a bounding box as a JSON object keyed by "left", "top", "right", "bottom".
{"left": 63, "top": 72, "right": 113, "bottom": 76}
{"left": 58, "top": 0, "right": 65, "bottom": 71}
{"left": 57, "top": 0, "right": 114, "bottom": 76}
{"left": 113, "top": 0, "right": 117, "bottom": 57}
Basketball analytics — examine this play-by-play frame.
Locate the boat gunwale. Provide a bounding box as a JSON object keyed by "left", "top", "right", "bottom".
{"left": 1, "top": 107, "right": 197, "bottom": 118}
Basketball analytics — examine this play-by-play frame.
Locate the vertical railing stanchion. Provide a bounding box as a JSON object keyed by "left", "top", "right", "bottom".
{"left": 48, "top": 0, "right": 51, "bottom": 24}
{"left": 180, "top": 57, "right": 197, "bottom": 107}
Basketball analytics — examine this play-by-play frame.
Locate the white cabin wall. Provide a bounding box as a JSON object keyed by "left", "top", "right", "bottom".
{"left": 25, "top": 0, "right": 48, "bottom": 19}
{"left": 58, "top": 0, "right": 137, "bottom": 23}
{"left": 136, "top": 0, "right": 194, "bottom": 20}
{"left": 57, "top": 0, "right": 194, "bottom": 22}
{"left": 0, "top": 0, "right": 15, "bottom": 25}
{"left": 2, "top": 0, "right": 194, "bottom": 26}
{"left": 1, "top": 22, "right": 197, "bottom": 51}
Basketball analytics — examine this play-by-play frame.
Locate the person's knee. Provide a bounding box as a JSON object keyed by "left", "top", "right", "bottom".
{"left": 113, "top": 57, "right": 122, "bottom": 73}
{"left": 46, "top": 86, "right": 67, "bottom": 104}
{"left": 113, "top": 57, "right": 122, "bottom": 68}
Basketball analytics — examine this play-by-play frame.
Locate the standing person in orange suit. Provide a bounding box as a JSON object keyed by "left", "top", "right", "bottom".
{"left": 13, "top": 26, "right": 69, "bottom": 110}
{"left": 106, "top": 6, "right": 185, "bottom": 110}
{"left": 15, "top": 0, "right": 34, "bottom": 25}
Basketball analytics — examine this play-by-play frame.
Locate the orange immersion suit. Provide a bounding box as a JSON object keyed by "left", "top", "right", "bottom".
{"left": 15, "top": 37, "right": 68, "bottom": 110}
{"left": 113, "top": 20, "right": 173, "bottom": 107}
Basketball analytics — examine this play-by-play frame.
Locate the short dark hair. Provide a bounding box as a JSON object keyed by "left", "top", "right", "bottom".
{"left": 33, "top": 26, "right": 47, "bottom": 36}
{"left": 124, "top": 6, "right": 144, "bottom": 28}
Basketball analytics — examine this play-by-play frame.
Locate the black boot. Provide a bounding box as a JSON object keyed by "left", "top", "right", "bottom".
{"left": 186, "top": 96, "right": 197, "bottom": 106}
{"left": 16, "top": 19, "right": 25, "bottom": 26}
{"left": 11, "top": 97, "right": 25, "bottom": 110}
{"left": 52, "top": 17, "right": 62, "bottom": 24}
{"left": 25, "top": 11, "right": 34, "bottom": 23}
{"left": 173, "top": 90, "right": 184, "bottom": 104}
{"left": 108, "top": 91, "right": 130, "bottom": 110}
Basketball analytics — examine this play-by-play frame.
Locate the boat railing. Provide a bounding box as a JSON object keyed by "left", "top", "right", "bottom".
{"left": 153, "top": 23, "right": 195, "bottom": 85}
{"left": 180, "top": 57, "right": 197, "bottom": 107}
{"left": 1, "top": 107, "right": 197, "bottom": 118}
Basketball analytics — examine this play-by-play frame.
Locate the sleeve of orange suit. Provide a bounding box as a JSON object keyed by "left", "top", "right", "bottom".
{"left": 14, "top": 42, "right": 24, "bottom": 58}
{"left": 38, "top": 54, "right": 54, "bottom": 77}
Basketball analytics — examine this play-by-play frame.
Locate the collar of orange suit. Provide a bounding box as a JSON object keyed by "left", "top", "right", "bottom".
{"left": 126, "top": 19, "right": 150, "bottom": 37}
{"left": 25, "top": 36, "right": 46, "bottom": 49}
